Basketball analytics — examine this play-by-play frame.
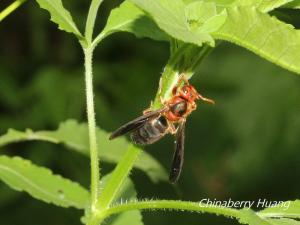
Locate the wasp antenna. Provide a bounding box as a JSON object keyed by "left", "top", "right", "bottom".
{"left": 198, "top": 94, "right": 215, "bottom": 105}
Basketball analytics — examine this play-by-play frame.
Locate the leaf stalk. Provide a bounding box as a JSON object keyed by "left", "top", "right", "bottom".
{"left": 0, "top": 0, "right": 27, "bottom": 22}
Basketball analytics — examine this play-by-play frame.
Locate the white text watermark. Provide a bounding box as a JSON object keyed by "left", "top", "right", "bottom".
{"left": 199, "top": 198, "right": 291, "bottom": 211}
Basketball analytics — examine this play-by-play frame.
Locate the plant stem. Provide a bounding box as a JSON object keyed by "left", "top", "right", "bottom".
{"left": 151, "top": 44, "right": 211, "bottom": 110}
{"left": 105, "top": 200, "right": 241, "bottom": 220}
{"left": 0, "top": 0, "right": 27, "bottom": 22}
{"left": 96, "top": 145, "right": 141, "bottom": 210}
{"left": 87, "top": 145, "right": 141, "bottom": 225}
{"left": 85, "top": 0, "right": 104, "bottom": 44}
{"left": 84, "top": 46, "right": 100, "bottom": 210}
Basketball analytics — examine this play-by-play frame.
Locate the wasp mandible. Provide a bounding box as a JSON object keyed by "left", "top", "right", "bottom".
{"left": 109, "top": 75, "right": 215, "bottom": 183}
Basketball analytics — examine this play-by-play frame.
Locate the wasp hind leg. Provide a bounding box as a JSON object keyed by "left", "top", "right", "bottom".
{"left": 168, "top": 122, "right": 177, "bottom": 135}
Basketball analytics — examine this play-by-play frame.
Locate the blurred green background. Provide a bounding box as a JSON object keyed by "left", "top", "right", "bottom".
{"left": 1, "top": 1, "right": 300, "bottom": 224}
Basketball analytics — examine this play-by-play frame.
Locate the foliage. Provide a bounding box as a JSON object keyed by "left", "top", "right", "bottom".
{"left": 0, "top": 120, "right": 168, "bottom": 183}
{"left": 0, "top": 156, "right": 89, "bottom": 208}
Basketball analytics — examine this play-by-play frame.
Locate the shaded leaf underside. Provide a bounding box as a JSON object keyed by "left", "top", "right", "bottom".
{"left": 0, "top": 120, "right": 168, "bottom": 182}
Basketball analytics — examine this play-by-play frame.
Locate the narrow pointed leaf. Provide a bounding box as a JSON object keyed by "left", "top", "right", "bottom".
{"left": 35, "top": 0, "right": 82, "bottom": 38}
{"left": 0, "top": 156, "right": 89, "bottom": 208}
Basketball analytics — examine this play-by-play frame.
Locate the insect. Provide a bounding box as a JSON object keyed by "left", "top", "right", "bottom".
{"left": 109, "top": 75, "right": 215, "bottom": 183}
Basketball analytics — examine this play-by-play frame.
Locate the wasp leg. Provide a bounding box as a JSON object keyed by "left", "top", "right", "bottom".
{"left": 177, "top": 73, "right": 190, "bottom": 85}
{"left": 143, "top": 97, "right": 169, "bottom": 115}
{"left": 168, "top": 122, "right": 177, "bottom": 135}
{"left": 143, "top": 108, "right": 153, "bottom": 115}
{"left": 190, "top": 102, "right": 197, "bottom": 110}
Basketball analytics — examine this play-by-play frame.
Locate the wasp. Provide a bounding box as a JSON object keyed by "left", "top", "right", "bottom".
{"left": 109, "top": 75, "right": 215, "bottom": 183}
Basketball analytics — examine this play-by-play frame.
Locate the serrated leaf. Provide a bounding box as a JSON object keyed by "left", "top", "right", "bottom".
{"left": 130, "top": 0, "right": 216, "bottom": 46}
{"left": 0, "top": 155, "right": 89, "bottom": 208}
{"left": 233, "top": 0, "right": 294, "bottom": 12}
{"left": 0, "top": 120, "right": 168, "bottom": 182}
{"left": 35, "top": 0, "right": 82, "bottom": 38}
{"left": 100, "top": 1, "right": 168, "bottom": 42}
{"left": 259, "top": 200, "right": 300, "bottom": 219}
{"left": 213, "top": 6, "right": 300, "bottom": 75}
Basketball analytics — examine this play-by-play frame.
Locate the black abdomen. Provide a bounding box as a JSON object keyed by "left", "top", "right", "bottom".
{"left": 131, "top": 116, "right": 169, "bottom": 145}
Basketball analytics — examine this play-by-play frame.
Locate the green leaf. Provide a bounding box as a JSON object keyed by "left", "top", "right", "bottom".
{"left": 183, "top": 0, "right": 235, "bottom": 7}
{"left": 233, "top": 0, "right": 294, "bottom": 12}
{"left": 259, "top": 200, "right": 300, "bottom": 219}
{"left": 130, "top": 0, "right": 216, "bottom": 46}
{"left": 35, "top": 0, "right": 82, "bottom": 38}
{"left": 0, "top": 155, "right": 89, "bottom": 209}
{"left": 240, "top": 208, "right": 300, "bottom": 225}
{"left": 0, "top": 120, "right": 168, "bottom": 182}
{"left": 213, "top": 6, "right": 300, "bottom": 75}
{"left": 266, "top": 218, "right": 300, "bottom": 225}
{"left": 239, "top": 209, "right": 272, "bottom": 225}
{"left": 99, "top": 1, "right": 168, "bottom": 42}
{"left": 282, "top": 0, "right": 300, "bottom": 8}
{"left": 185, "top": 1, "right": 227, "bottom": 33}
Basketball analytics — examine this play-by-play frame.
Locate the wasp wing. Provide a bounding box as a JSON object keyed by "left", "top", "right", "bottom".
{"left": 169, "top": 120, "right": 186, "bottom": 183}
{"left": 109, "top": 108, "right": 167, "bottom": 140}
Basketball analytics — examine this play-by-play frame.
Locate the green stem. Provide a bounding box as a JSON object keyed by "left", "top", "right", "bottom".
{"left": 85, "top": 0, "right": 104, "bottom": 44}
{"left": 151, "top": 44, "right": 211, "bottom": 110}
{"left": 96, "top": 145, "right": 141, "bottom": 210}
{"left": 0, "top": 0, "right": 27, "bottom": 22}
{"left": 84, "top": 46, "right": 100, "bottom": 210}
{"left": 105, "top": 200, "right": 240, "bottom": 220}
{"left": 87, "top": 145, "right": 141, "bottom": 225}
{"left": 91, "top": 32, "right": 107, "bottom": 50}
